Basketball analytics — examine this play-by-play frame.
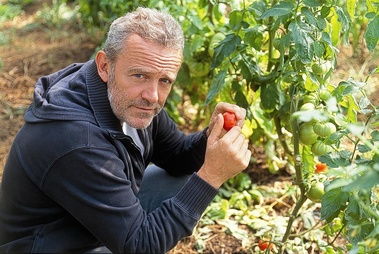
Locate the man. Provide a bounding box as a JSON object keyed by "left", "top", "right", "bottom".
{"left": 0, "top": 7, "right": 251, "bottom": 253}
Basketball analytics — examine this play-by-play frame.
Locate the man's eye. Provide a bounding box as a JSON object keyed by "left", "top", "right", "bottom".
{"left": 160, "top": 78, "right": 172, "bottom": 85}
{"left": 134, "top": 74, "right": 144, "bottom": 78}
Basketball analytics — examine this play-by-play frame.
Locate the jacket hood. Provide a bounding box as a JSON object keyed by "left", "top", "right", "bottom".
{"left": 25, "top": 60, "right": 121, "bottom": 131}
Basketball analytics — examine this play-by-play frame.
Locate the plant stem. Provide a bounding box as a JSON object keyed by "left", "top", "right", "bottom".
{"left": 278, "top": 90, "right": 308, "bottom": 253}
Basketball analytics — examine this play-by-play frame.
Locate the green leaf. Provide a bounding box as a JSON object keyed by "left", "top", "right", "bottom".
{"left": 357, "top": 144, "right": 371, "bottom": 153}
{"left": 345, "top": 193, "right": 376, "bottom": 244}
{"left": 335, "top": 7, "right": 351, "bottom": 44}
{"left": 244, "top": 25, "right": 265, "bottom": 50}
{"left": 229, "top": 10, "right": 243, "bottom": 30}
{"left": 358, "top": 97, "right": 371, "bottom": 110}
{"left": 203, "top": 70, "right": 227, "bottom": 105}
{"left": 365, "top": 15, "right": 379, "bottom": 51}
{"left": 288, "top": 21, "right": 314, "bottom": 63}
{"left": 371, "top": 130, "right": 379, "bottom": 141}
{"left": 301, "top": 7, "right": 317, "bottom": 27}
{"left": 303, "top": 0, "right": 323, "bottom": 7}
{"left": 321, "top": 187, "right": 349, "bottom": 222}
{"left": 259, "top": 1, "right": 294, "bottom": 19}
{"left": 346, "top": 0, "right": 357, "bottom": 19}
{"left": 211, "top": 34, "right": 242, "bottom": 69}
{"left": 313, "top": 41, "right": 325, "bottom": 58}
{"left": 238, "top": 57, "right": 260, "bottom": 82}
{"left": 260, "top": 82, "right": 285, "bottom": 111}
{"left": 319, "top": 150, "right": 352, "bottom": 168}
{"left": 346, "top": 95, "right": 359, "bottom": 123}
{"left": 330, "top": 8, "right": 342, "bottom": 46}
{"left": 343, "top": 170, "right": 379, "bottom": 192}
{"left": 235, "top": 91, "right": 250, "bottom": 109}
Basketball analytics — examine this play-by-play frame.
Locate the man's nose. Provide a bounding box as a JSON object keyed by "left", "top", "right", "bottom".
{"left": 141, "top": 82, "right": 159, "bottom": 103}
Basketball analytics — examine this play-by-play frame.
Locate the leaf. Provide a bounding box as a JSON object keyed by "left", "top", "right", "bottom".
{"left": 365, "top": 15, "right": 379, "bottom": 51}
{"left": 244, "top": 25, "right": 265, "bottom": 50}
{"left": 343, "top": 170, "right": 379, "bottom": 192}
{"left": 346, "top": 95, "right": 359, "bottom": 123}
{"left": 321, "top": 186, "right": 349, "bottom": 222}
{"left": 313, "top": 41, "right": 325, "bottom": 58}
{"left": 238, "top": 57, "right": 258, "bottom": 82}
{"left": 203, "top": 70, "right": 227, "bottom": 105}
{"left": 371, "top": 130, "right": 379, "bottom": 141}
{"left": 346, "top": 0, "right": 357, "bottom": 19}
{"left": 234, "top": 91, "right": 250, "bottom": 109}
{"left": 303, "top": 0, "right": 323, "bottom": 7}
{"left": 357, "top": 144, "right": 372, "bottom": 153}
{"left": 301, "top": 7, "right": 317, "bottom": 27}
{"left": 211, "top": 34, "right": 242, "bottom": 69}
{"left": 319, "top": 151, "right": 352, "bottom": 168}
{"left": 288, "top": 21, "right": 314, "bottom": 63}
{"left": 229, "top": 10, "right": 243, "bottom": 30}
{"left": 335, "top": 7, "right": 351, "bottom": 44}
{"left": 259, "top": 1, "right": 294, "bottom": 19}
{"left": 260, "top": 82, "right": 285, "bottom": 111}
{"left": 358, "top": 97, "right": 371, "bottom": 110}
{"left": 330, "top": 8, "right": 342, "bottom": 46}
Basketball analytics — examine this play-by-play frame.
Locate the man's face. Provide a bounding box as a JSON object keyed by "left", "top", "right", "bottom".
{"left": 106, "top": 34, "right": 182, "bottom": 129}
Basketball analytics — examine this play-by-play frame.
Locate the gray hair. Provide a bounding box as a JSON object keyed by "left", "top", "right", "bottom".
{"left": 104, "top": 7, "right": 184, "bottom": 62}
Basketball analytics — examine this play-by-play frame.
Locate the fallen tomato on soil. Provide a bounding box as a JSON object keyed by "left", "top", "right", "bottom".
{"left": 258, "top": 239, "right": 274, "bottom": 251}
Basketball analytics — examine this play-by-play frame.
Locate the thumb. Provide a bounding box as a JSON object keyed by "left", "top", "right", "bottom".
{"left": 207, "top": 114, "right": 224, "bottom": 145}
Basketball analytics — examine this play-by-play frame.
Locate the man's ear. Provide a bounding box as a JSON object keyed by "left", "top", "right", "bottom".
{"left": 95, "top": 50, "right": 109, "bottom": 83}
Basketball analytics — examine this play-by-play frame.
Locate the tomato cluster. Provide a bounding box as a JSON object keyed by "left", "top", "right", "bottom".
{"left": 298, "top": 92, "right": 336, "bottom": 156}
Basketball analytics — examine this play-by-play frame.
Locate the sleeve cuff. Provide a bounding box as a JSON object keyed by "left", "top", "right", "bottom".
{"left": 172, "top": 173, "right": 218, "bottom": 219}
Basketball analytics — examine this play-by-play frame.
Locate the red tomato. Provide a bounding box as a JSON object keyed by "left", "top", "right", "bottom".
{"left": 223, "top": 112, "right": 236, "bottom": 131}
{"left": 315, "top": 163, "right": 327, "bottom": 174}
{"left": 258, "top": 239, "right": 273, "bottom": 251}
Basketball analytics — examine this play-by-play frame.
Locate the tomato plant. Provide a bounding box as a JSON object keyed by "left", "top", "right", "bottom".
{"left": 73, "top": 0, "right": 379, "bottom": 253}
{"left": 223, "top": 112, "right": 236, "bottom": 131}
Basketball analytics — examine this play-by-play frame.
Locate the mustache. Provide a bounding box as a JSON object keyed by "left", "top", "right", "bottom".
{"left": 132, "top": 99, "right": 161, "bottom": 109}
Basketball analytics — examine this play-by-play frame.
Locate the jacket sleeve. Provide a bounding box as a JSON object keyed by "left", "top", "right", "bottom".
{"left": 150, "top": 110, "right": 208, "bottom": 176}
{"left": 42, "top": 145, "right": 218, "bottom": 253}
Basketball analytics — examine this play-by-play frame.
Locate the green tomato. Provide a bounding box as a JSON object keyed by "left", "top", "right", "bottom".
{"left": 307, "top": 182, "right": 325, "bottom": 203}
{"left": 303, "top": 93, "right": 319, "bottom": 104}
{"left": 312, "top": 61, "right": 332, "bottom": 75}
{"left": 300, "top": 102, "right": 315, "bottom": 111}
{"left": 313, "top": 122, "right": 336, "bottom": 137}
{"left": 299, "top": 123, "right": 318, "bottom": 145}
{"left": 311, "top": 140, "right": 333, "bottom": 155}
{"left": 319, "top": 89, "right": 333, "bottom": 101}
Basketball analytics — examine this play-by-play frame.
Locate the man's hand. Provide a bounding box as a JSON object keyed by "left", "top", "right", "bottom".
{"left": 206, "top": 102, "right": 246, "bottom": 137}
{"left": 198, "top": 111, "right": 252, "bottom": 189}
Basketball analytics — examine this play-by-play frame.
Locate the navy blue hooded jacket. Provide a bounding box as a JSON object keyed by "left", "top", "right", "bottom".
{"left": 0, "top": 60, "right": 218, "bottom": 253}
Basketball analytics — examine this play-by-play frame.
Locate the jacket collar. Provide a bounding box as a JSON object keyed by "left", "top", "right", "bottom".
{"left": 85, "top": 60, "right": 122, "bottom": 132}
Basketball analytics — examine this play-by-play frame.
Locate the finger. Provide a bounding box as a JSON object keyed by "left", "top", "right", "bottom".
{"left": 235, "top": 107, "right": 246, "bottom": 127}
{"left": 207, "top": 114, "right": 224, "bottom": 145}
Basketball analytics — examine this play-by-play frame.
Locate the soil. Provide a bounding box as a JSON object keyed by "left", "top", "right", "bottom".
{"left": 1, "top": 1, "right": 378, "bottom": 254}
